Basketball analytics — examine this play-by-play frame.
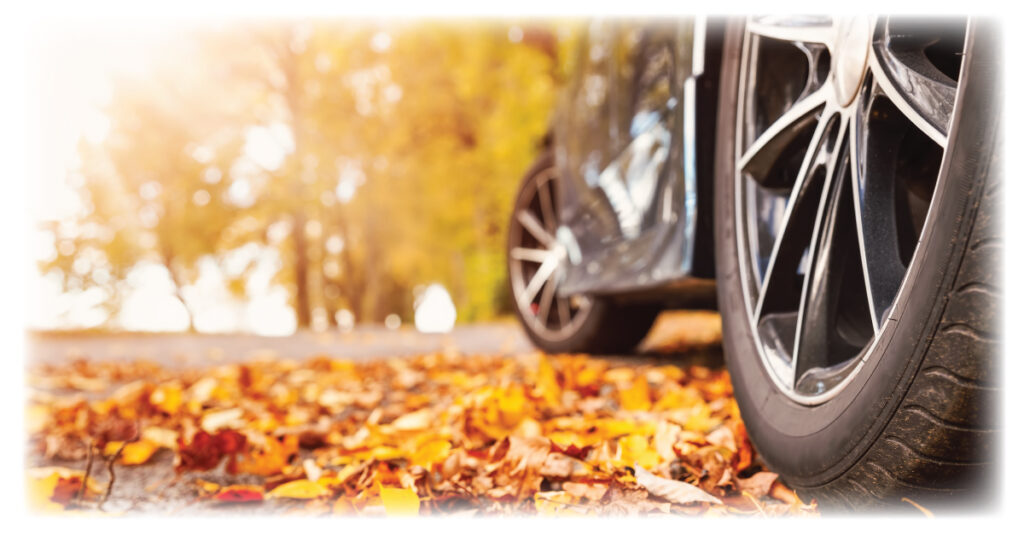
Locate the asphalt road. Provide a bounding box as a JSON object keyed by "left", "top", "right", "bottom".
{"left": 27, "top": 312, "right": 724, "bottom": 369}
{"left": 27, "top": 323, "right": 534, "bottom": 368}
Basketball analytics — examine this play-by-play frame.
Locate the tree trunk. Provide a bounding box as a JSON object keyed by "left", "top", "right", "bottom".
{"left": 291, "top": 211, "right": 312, "bottom": 329}
{"left": 161, "top": 254, "right": 196, "bottom": 333}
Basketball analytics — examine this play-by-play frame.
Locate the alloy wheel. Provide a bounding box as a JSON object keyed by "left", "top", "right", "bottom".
{"left": 508, "top": 166, "right": 592, "bottom": 342}
{"left": 733, "top": 16, "right": 970, "bottom": 403}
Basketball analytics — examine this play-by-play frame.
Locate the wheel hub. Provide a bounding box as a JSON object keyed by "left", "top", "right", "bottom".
{"left": 831, "top": 17, "right": 872, "bottom": 106}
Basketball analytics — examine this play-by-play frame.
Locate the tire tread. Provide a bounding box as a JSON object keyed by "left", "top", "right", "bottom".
{"left": 806, "top": 143, "right": 1000, "bottom": 510}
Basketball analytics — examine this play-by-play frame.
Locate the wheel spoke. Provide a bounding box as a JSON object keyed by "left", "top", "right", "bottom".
{"left": 747, "top": 16, "right": 834, "bottom": 45}
{"left": 753, "top": 112, "right": 833, "bottom": 320}
{"left": 520, "top": 256, "right": 559, "bottom": 307}
{"left": 537, "top": 177, "right": 558, "bottom": 234}
{"left": 510, "top": 247, "right": 551, "bottom": 264}
{"left": 847, "top": 115, "right": 881, "bottom": 332}
{"left": 517, "top": 209, "right": 555, "bottom": 247}
{"left": 556, "top": 297, "right": 571, "bottom": 328}
{"left": 536, "top": 276, "right": 557, "bottom": 328}
{"left": 868, "top": 22, "right": 956, "bottom": 147}
{"left": 739, "top": 87, "right": 829, "bottom": 183}
{"left": 792, "top": 122, "right": 849, "bottom": 383}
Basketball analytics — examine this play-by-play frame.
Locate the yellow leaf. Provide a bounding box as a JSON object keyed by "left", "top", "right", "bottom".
{"left": 27, "top": 472, "right": 63, "bottom": 512}
{"left": 379, "top": 486, "right": 420, "bottom": 516}
{"left": 497, "top": 384, "right": 527, "bottom": 427}
{"left": 368, "top": 446, "right": 405, "bottom": 461}
{"left": 121, "top": 440, "right": 160, "bottom": 465}
{"left": 150, "top": 382, "right": 182, "bottom": 414}
{"left": 619, "top": 434, "right": 660, "bottom": 469}
{"left": 267, "top": 479, "right": 330, "bottom": 499}
{"left": 103, "top": 441, "right": 125, "bottom": 457}
{"left": 620, "top": 376, "right": 651, "bottom": 411}
{"left": 410, "top": 439, "right": 451, "bottom": 468}
{"left": 652, "top": 384, "right": 703, "bottom": 411}
{"left": 533, "top": 354, "right": 561, "bottom": 407}
{"left": 196, "top": 479, "right": 221, "bottom": 494}
{"left": 683, "top": 404, "right": 718, "bottom": 433}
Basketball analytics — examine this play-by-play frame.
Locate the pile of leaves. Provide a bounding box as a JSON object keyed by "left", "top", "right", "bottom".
{"left": 26, "top": 351, "right": 817, "bottom": 516}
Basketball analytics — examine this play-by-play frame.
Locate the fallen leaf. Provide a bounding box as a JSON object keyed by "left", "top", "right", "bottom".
{"left": 379, "top": 486, "right": 420, "bottom": 516}
{"left": 562, "top": 481, "right": 608, "bottom": 502}
{"left": 267, "top": 479, "right": 330, "bottom": 500}
{"left": 215, "top": 485, "right": 265, "bottom": 503}
{"left": 391, "top": 408, "right": 432, "bottom": 431}
{"left": 120, "top": 440, "right": 160, "bottom": 465}
{"left": 633, "top": 464, "right": 722, "bottom": 505}
{"left": 176, "top": 429, "right": 247, "bottom": 473}
{"left": 200, "top": 408, "right": 245, "bottom": 432}
{"left": 736, "top": 472, "right": 778, "bottom": 497}
{"left": 620, "top": 376, "right": 651, "bottom": 411}
{"left": 150, "top": 382, "right": 183, "bottom": 414}
{"left": 410, "top": 439, "right": 451, "bottom": 468}
{"left": 534, "top": 491, "right": 578, "bottom": 515}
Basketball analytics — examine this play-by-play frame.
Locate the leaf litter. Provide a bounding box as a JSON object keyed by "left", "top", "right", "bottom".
{"left": 26, "top": 349, "right": 817, "bottom": 516}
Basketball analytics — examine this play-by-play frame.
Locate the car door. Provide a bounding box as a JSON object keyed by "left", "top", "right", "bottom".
{"left": 555, "top": 20, "right": 698, "bottom": 296}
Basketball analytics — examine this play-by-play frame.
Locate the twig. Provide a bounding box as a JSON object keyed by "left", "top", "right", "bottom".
{"left": 76, "top": 438, "right": 96, "bottom": 506}
{"left": 98, "top": 441, "right": 129, "bottom": 510}
{"left": 99, "top": 424, "right": 140, "bottom": 510}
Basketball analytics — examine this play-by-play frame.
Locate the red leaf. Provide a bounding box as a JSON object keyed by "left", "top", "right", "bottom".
{"left": 50, "top": 476, "right": 83, "bottom": 505}
{"left": 550, "top": 442, "right": 593, "bottom": 460}
{"left": 214, "top": 486, "right": 264, "bottom": 503}
{"left": 177, "top": 430, "right": 248, "bottom": 473}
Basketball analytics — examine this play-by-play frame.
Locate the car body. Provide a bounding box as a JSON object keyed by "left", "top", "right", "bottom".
{"left": 508, "top": 16, "right": 998, "bottom": 509}
{"left": 551, "top": 18, "right": 723, "bottom": 305}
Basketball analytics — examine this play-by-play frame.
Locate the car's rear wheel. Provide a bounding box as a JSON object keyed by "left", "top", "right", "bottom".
{"left": 714, "top": 17, "right": 999, "bottom": 510}
{"left": 508, "top": 153, "right": 660, "bottom": 354}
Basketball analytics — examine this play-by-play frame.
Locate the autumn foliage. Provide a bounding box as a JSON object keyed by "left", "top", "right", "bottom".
{"left": 27, "top": 349, "right": 816, "bottom": 516}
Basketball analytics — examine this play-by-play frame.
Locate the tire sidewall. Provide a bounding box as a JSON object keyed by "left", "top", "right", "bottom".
{"left": 713, "top": 19, "right": 998, "bottom": 486}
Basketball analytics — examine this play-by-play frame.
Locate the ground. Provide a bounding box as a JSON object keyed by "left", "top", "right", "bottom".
{"left": 25, "top": 312, "right": 819, "bottom": 517}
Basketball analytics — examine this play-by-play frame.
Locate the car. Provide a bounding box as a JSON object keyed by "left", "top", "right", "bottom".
{"left": 506, "top": 16, "right": 999, "bottom": 509}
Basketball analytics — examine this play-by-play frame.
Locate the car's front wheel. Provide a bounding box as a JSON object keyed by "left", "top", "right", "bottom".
{"left": 507, "top": 153, "right": 660, "bottom": 354}
{"left": 714, "top": 17, "right": 999, "bottom": 510}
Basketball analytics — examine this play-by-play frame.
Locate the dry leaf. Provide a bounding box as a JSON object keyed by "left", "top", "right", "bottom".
{"left": 633, "top": 464, "right": 723, "bottom": 505}
{"left": 736, "top": 471, "right": 778, "bottom": 497}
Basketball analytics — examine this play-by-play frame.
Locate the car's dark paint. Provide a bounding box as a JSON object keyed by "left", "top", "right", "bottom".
{"left": 549, "top": 19, "right": 724, "bottom": 303}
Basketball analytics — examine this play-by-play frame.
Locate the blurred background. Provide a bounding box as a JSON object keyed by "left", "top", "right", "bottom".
{"left": 29, "top": 19, "right": 582, "bottom": 336}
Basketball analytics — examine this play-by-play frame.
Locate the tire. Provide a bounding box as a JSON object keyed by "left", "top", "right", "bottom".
{"left": 713, "top": 18, "right": 999, "bottom": 511}
{"left": 507, "top": 153, "right": 660, "bottom": 354}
